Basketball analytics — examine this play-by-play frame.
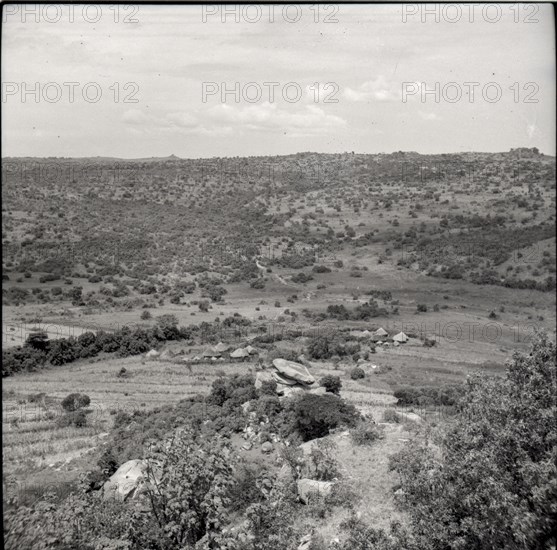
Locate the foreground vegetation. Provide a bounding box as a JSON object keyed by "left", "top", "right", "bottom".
{"left": 3, "top": 333, "right": 555, "bottom": 549}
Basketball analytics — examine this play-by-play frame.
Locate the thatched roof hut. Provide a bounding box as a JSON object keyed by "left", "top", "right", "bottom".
{"left": 214, "top": 342, "right": 230, "bottom": 353}
{"left": 202, "top": 348, "right": 221, "bottom": 358}
{"left": 230, "top": 347, "right": 249, "bottom": 359}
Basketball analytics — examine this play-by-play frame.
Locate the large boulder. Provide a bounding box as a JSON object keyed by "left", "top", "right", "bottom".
{"left": 297, "top": 479, "right": 335, "bottom": 504}
{"left": 272, "top": 359, "right": 315, "bottom": 385}
{"left": 272, "top": 371, "right": 300, "bottom": 386}
{"left": 102, "top": 459, "right": 149, "bottom": 501}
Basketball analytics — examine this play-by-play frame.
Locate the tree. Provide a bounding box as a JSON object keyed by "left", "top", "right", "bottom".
{"left": 307, "top": 335, "right": 333, "bottom": 359}
{"left": 390, "top": 332, "right": 557, "bottom": 550}
{"left": 154, "top": 314, "right": 179, "bottom": 340}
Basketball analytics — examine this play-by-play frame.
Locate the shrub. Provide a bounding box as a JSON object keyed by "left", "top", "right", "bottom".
{"left": 61, "top": 392, "right": 90, "bottom": 412}
{"left": 349, "top": 367, "right": 365, "bottom": 380}
{"left": 228, "top": 461, "right": 269, "bottom": 514}
{"left": 254, "top": 395, "right": 283, "bottom": 421}
{"left": 117, "top": 367, "right": 129, "bottom": 378}
{"left": 319, "top": 375, "right": 342, "bottom": 395}
{"left": 154, "top": 314, "right": 180, "bottom": 340}
{"left": 250, "top": 278, "right": 266, "bottom": 289}
{"left": 142, "top": 428, "right": 236, "bottom": 548}
{"left": 306, "top": 335, "right": 339, "bottom": 360}
{"left": 307, "top": 439, "right": 341, "bottom": 481}
{"left": 208, "top": 374, "right": 257, "bottom": 409}
{"left": 2, "top": 346, "right": 47, "bottom": 376}
{"left": 312, "top": 265, "right": 332, "bottom": 273}
{"left": 416, "top": 304, "right": 428, "bottom": 313}
{"left": 24, "top": 331, "right": 50, "bottom": 352}
{"left": 351, "top": 421, "right": 384, "bottom": 446}
{"left": 382, "top": 408, "right": 400, "bottom": 423}
{"left": 47, "top": 338, "right": 79, "bottom": 365}
{"left": 284, "top": 393, "right": 360, "bottom": 441}
{"left": 141, "top": 310, "right": 152, "bottom": 320}
{"left": 57, "top": 409, "right": 88, "bottom": 428}
{"left": 291, "top": 272, "right": 313, "bottom": 284}
{"left": 393, "top": 386, "right": 464, "bottom": 407}
{"left": 259, "top": 379, "right": 278, "bottom": 396}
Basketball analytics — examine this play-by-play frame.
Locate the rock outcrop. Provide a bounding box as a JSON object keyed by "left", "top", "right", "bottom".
{"left": 271, "top": 358, "right": 317, "bottom": 397}
{"left": 272, "top": 359, "right": 315, "bottom": 385}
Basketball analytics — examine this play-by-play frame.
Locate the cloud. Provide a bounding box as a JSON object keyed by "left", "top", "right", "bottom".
{"left": 206, "top": 102, "right": 346, "bottom": 133}
{"left": 418, "top": 111, "right": 440, "bottom": 121}
{"left": 343, "top": 76, "right": 400, "bottom": 102}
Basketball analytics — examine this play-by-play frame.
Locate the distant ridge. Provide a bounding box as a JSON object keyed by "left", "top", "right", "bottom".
{"left": 2, "top": 148, "right": 552, "bottom": 161}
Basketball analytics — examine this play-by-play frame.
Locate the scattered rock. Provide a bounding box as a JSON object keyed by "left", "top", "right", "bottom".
{"left": 297, "top": 479, "right": 335, "bottom": 504}
{"left": 261, "top": 441, "right": 274, "bottom": 454}
{"left": 298, "top": 533, "right": 313, "bottom": 550}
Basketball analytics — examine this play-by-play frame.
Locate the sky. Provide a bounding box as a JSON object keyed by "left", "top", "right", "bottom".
{"left": 2, "top": 3, "right": 555, "bottom": 158}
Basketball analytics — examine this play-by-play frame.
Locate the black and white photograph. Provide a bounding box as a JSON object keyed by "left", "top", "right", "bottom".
{"left": 2, "top": 2, "right": 556, "bottom": 549}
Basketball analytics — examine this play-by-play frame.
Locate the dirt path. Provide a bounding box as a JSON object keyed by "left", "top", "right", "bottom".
{"left": 255, "top": 260, "right": 290, "bottom": 286}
